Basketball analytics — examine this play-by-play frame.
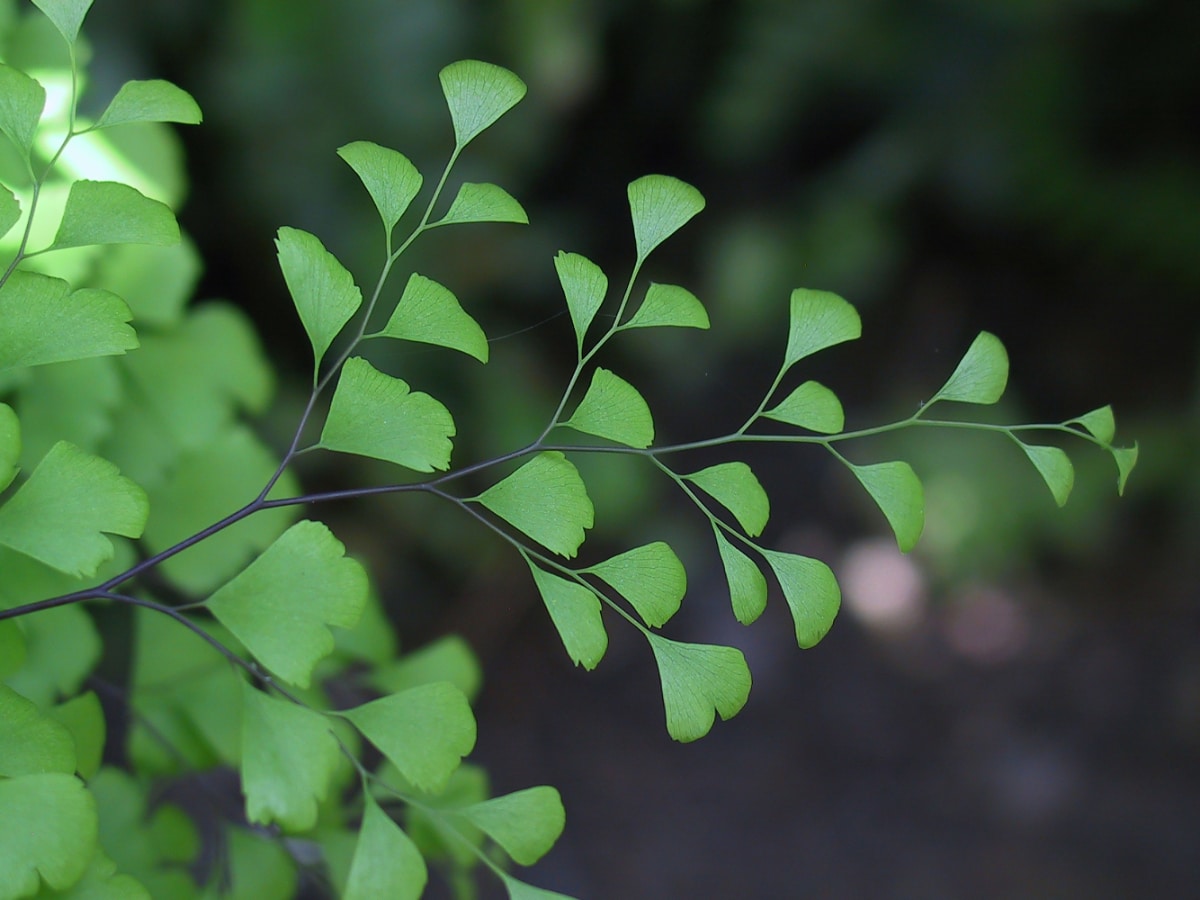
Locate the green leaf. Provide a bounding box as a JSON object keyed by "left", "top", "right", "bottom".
{"left": 1113, "top": 443, "right": 1138, "bottom": 495}
{"left": 439, "top": 59, "right": 527, "bottom": 147}
{"left": 1017, "top": 441, "right": 1074, "bottom": 507}
{"left": 0, "top": 773, "right": 96, "bottom": 896}
{"left": 49, "top": 691, "right": 105, "bottom": 780}
{"left": 38, "top": 849, "right": 152, "bottom": 900}
{"left": 31, "top": 0, "right": 94, "bottom": 44}
{"left": 0, "top": 620, "right": 24, "bottom": 679}
{"left": 627, "top": 175, "right": 705, "bottom": 264}
{"left": 93, "top": 79, "right": 202, "bottom": 129}
{"left": 553, "top": 251, "right": 607, "bottom": 351}
{"left": 625, "top": 283, "right": 710, "bottom": 330}
{"left": 0, "top": 684, "right": 77, "bottom": 777}
{"left": 0, "top": 441, "right": 147, "bottom": 577}
{"left": 47, "top": 181, "right": 179, "bottom": 251}
{"left": 453, "top": 786, "right": 565, "bottom": 866}
{"left": 240, "top": 683, "right": 340, "bottom": 832}
{"left": 1070, "top": 405, "right": 1116, "bottom": 444}
{"left": 207, "top": 520, "right": 368, "bottom": 688}
{"left": 376, "top": 273, "right": 488, "bottom": 362}
{"left": 15, "top": 357, "right": 120, "bottom": 467}
{"left": 0, "top": 272, "right": 137, "bottom": 372}
{"left": 646, "top": 634, "right": 751, "bottom": 743}
{"left": 0, "top": 402, "right": 18, "bottom": 492}
{"left": 930, "top": 331, "right": 1008, "bottom": 404}
{"left": 501, "top": 876, "right": 579, "bottom": 900}
{"left": 275, "top": 226, "right": 363, "bottom": 370}
{"left": 683, "top": 462, "right": 769, "bottom": 537}
{"left": 783, "top": 288, "right": 861, "bottom": 370}
{"left": 0, "top": 62, "right": 46, "bottom": 156}
{"left": 337, "top": 141, "right": 422, "bottom": 234}
{"left": 319, "top": 356, "right": 456, "bottom": 472}
{"left": 0, "top": 604, "right": 101, "bottom": 708}
{"left": 0, "top": 185, "right": 20, "bottom": 239}
{"left": 435, "top": 182, "right": 528, "bottom": 226}
{"left": 475, "top": 452, "right": 594, "bottom": 557}
{"left": 528, "top": 564, "right": 607, "bottom": 670}
{"left": 343, "top": 683, "right": 476, "bottom": 793}
{"left": 844, "top": 459, "right": 925, "bottom": 552}
{"left": 585, "top": 542, "right": 685, "bottom": 628}
{"left": 759, "top": 549, "right": 840, "bottom": 648}
{"left": 226, "top": 828, "right": 296, "bottom": 900}
{"left": 713, "top": 529, "right": 767, "bottom": 625}
{"left": 368, "top": 635, "right": 483, "bottom": 702}
{"left": 763, "top": 380, "right": 844, "bottom": 433}
{"left": 344, "top": 797, "right": 427, "bottom": 900}
{"left": 562, "top": 367, "right": 654, "bottom": 448}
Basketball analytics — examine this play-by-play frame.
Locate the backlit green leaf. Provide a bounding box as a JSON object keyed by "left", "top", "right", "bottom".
{"left": 207, "top": 520, "right": 368, "bottom": 687}
{"left": 528, "top": 564, "right": 607, "bottom": 670}
{"left": 0, "top": 272, "right": 137, "bottom": 372}
{"left": 94, "top": 240, "right": 201, "bottom": 328}
{"left": 0, "top": 186, "right": 19, "bottom": 238}
{"left": 435, "top": 182, "right": 528, "bottom": 226}
{"left": 763, "top": 380, "right": 844, "bottom": 433}
{"left": 586, "top": 542, "right": 685, "bottom": 628}
{"left": 713, "top": 529, "right": 767, "bottom": 625}
{"left": 625, "top": 283, "right": 709, "bottom": 330}
{"left": 1114, "top": 443, "right": 1138, "bottom": 495}
{"left": 628, "top": 175, "right": 705, "bottom": 264}
{"left": 783, "top": 289, "right": 861, "bottom": 370}
{"left": 684, "top": 462, "right": 769, "bottom": 537}
{"left": 344, "top": 797, "right": 427, "bottom": 900}
{"left": 562, "top": 367, "right": 654, "bottom": 448}
{"left": 930, "top": 331, "right": 1008, "bottom": 405}
{"left": 439, "top": 60, "right": 527, "bottom": 147}
{"left": 93, "top": 79, "right": 202, "bottom": 129}
{"left": 759, "top": 549, "right": 840, "bottom": 648}
{"left": 0, "top": 773, "right": 95, "bottom": 896}
{"left": 554, "top": 251, "right": 607, "bottom": 351}
{"left": 0, "top": 62, "right": 46, "bottom": 156}
{"left": 376, "top": 273, "right": 488, "bottom": 362}
{"left": 1070, "top": 405, "right": 1116, "bottom": 444}
{"left": 50, "top": 691, "right": 105, "bottom": 780}
{"left": 0, "top": 441, "right": 147, "bottom": 577}
{"left": 0, "top": 684, "right": 76, "bottom": 777}
{"left": 0, "top": 621, "right": 24, "bottom": 679}
{"left": 0, "top": 403, "right": 18, "bottom": 491}
{"left": 338, "top": 141, "right": 422, "bottom": 233}
{"left": 475, "top": 452, "right": 594, "bottom": 558}
{"left": 343, "top": 683, "right": 476, "bottom": 793}
{"left": 1017, "top": 441, "right": 1074, "bottom": 507}
{"left": 453, "top": 786, "right": 565, "bottom": 866}
{"left": 241, "top": 683, "right": 340, "bottom": 832}
{"left": 844, "top": 459, "right": 924, "bottom": 552}
{"left": 275, "top": 226, "right": 363, "bottom": 369}
{"left": 47, "top": 181, "right": 179, "bottom": 251}
{"left": 320, "top": 356, "right": 456, "bottom": 472}
{"left": 31, "top": 0, "right": 94, "bottom": 44}
{"left": 501, "top": 876, "right": 579, "bottom": 900}
{"left": 646, "top": 634, "right": 751, "bottom": 743}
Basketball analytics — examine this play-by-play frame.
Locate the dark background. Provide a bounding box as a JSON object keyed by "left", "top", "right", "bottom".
{"left": 84, "top": 0, "right": 1200, "bottom": 896}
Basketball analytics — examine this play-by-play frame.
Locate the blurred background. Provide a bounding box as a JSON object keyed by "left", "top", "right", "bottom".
{"left": 79, "top": 0, "right": 1200, "bottom": 896}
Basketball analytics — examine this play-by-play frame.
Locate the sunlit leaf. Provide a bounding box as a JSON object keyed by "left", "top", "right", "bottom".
{"left": 47, "top": 181, "right": 179, "bottom": 251}
{"left": 930, "top": 331, "right": 1008, "bottom": 405}
{"left": 49, "top": 691, "right": 105, "bottom": 780}
{"left": 93, "top": 79, "right": 202, "bottom": 129}
{"left": 0, "top": 441, "right": 147, "bottom": 577}
{"left": 844, "top": 459, "right": 924, "bottom": 552}
{"left": 585, "top": 542, "right": 685, "bottom": 628}
{"left": 474, "top": 452, "right": 594, "bottom": 558}
{"left": 434, "top": 182, "right": 528, "bottom": 226}
{"left": 0, "top": 186, "right": 19, "bottom": 239}
{"left": 453, "top": 787, "right": 564, "bottom": 866}
{"left": 31, "top": 0, "right": 94, "bottom": 44}
{"left": 440, "top": 59, "right": 526, "bottom": 147}
{"left": 646, "top": 634, "right": 751, "bottom": 743}
{"left": 500, "top": 875, "right": 578, "bottom": 900}
{"left": 241, "top": 683, "right": 340, "bottom": 832}
{"left": 783, "top": 288, "right": 861, "bottom": 370}
{"left": 0, "top": 403, "right": 18, "bottom": 492}
{"left": 375, "top": 273, "right": 488, "bottom": 362}
{"left": 628, "top": 175, "right": 705, "bottom": 264}
{"left": 759, "top": 549, "right": 840, "bottom": 649}
{"left": 562, "top": 367, "right": 654, "bottom": 448}
{"left": 684, "top": 461, "right": 769, "bottom": 537}
{"left": 1016, "top": 441, "right": 1074, "bottom": 507}
{"left": 0, "top": 684, "right": 76, "bottom": 777}
{"left": 368, "top": 635, "right": 483, "bottom": 701}
{"left": 713, "top": 529, "right": 767, "bottom": 625}
{"left": 275, "top": 226, "right": 363, "bottom": 370}
{"left": 207, "top": 520, "right": 368, "bottom": 687}
{"left": 0, "top": 773, "right": 95, "bottom": 896}
{"left": 1114, "top": 443, "right": 1138, "bottom": 495}
{"left": 0, "top": 62, "right": 46, "bottom": 156}
{"left": 0, "top": 271, "right": 137, "bottom": 372}
{"left": 320, "top": 356, "right": 456, "bottom": 472}
{"left": 625, "top": 283, "right": 709, "bottom": 330}
{"left": 1070, "top": 405, "right": 1116, "bottom": 444}
{"left": 343, "top": 683, "right": 476, "bottom": 794}
{"left": 338, "top": 141, "right": 423, "bottom": 233}
{"left": 344, "top": 796, "right": 427, "bottom": 900}
{"left": 528, "top": 564, "right": 607, "bottom": 670}
{"left": 554, "top": 251, "right": 607, "bottom": 351}
{"left": 763, "top": 380, "right": 844, "bottom": 434}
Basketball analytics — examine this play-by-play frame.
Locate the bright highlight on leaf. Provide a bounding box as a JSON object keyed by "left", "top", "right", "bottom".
{"left": 0, "top": 63, "right": 46, "bottom": 156}
{"left": 713, "top": 529, "right": 768, "bottom": 625}
{"left": 764, "top": 380, "right": 844, "bottom": 433}
{"left": 93, "top": 79, "right": 202, "bottom": 129}
{"left": 844, "top": 459, "right": 924, "bottom": 552}
{"left": 554, "top": 251, "right": 608, "bottom": 351}
{"left": 439, "top": 60, "right": 527, "bottom": 147}
{"left": 783, "top": 288, "right": 861, "bottom": 370}
{"left": 647, "top": 634, "right": 751, "bottom": 742}
{"left": 586, "top": 542, "right": 686, "bottom": 628}
{"left": 453, "top": 786, "right": 565, "bottom": 866}
{"left": 1016, "top": 441, "right": 1074, "bottom": 507}
{"left": 684, "top": 462, "right": 769, "bottom": 537}
{"left": 376, "top": 273, "right": 488, "bottom": 362}
{"left": 207, "top": 520, "right": 368, "bottom": 687}
{"left": 320, "top": 356, "right": 456, "bottom": 472}
{"left": 475, "top": 452, "right": 594, "bottom": 558}
{"left": 628, "top": 175, "right": 705, "bottom": 264}
{"left": 337, "top": 140, "right": 423, "bottom": 233}
{"left": 1070, "top": 405, "right": 1116, "bottom": 444}
{"left": 562, "top": 368, "right": 654, "bottom": 448}
{"left": 529, "top": 564, "right": 608, "bottom": 670}
{"left": 930, "top": 331, "right": 1008, "bottom": 405}
{"left": 47, "top": 180, "right": 180, "bottom": 251}
{"left": 275, "top": 226, "right": 363, "bottom": 370}
{"left": 759, "top": 549, "right": 840, "bottom": 648}
{"left": 435, "top": 182, "right": 528, "bottom": 226}
{"left": 344, "top": 797, "right": 427, "bottom": 900}
{"left": 0, "top": 773, "right": 96, "bottom": 896}
{"left": 32, "top": 0, "right": 94, "bottom": 45}
{"left": 0, "top": 441, "right": 147, "bottom": 577}
{"left": 625, "top": 283, "right": 710, "bottom": 330}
